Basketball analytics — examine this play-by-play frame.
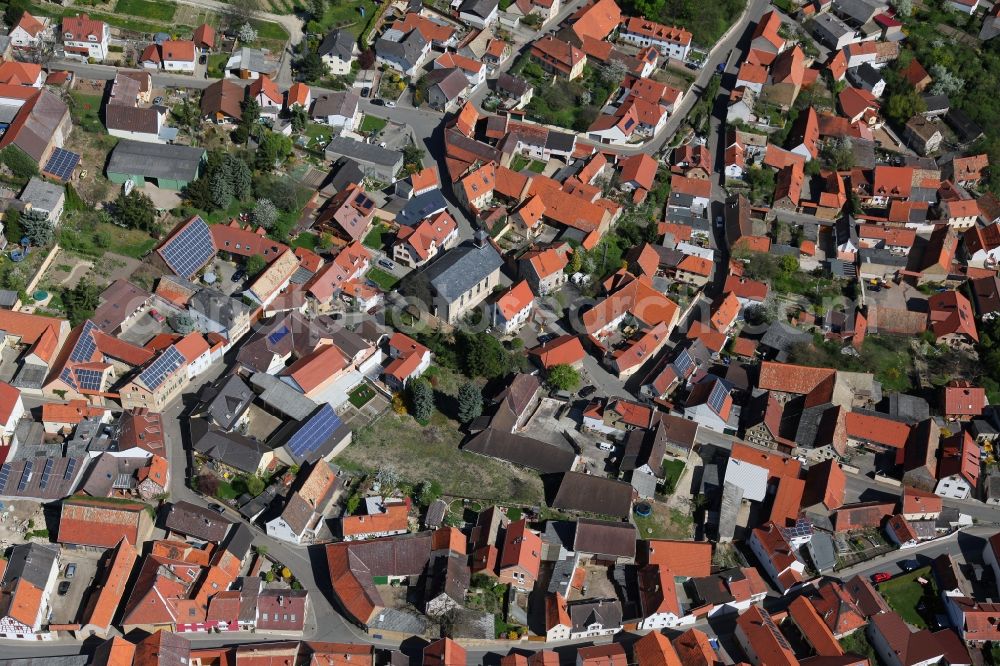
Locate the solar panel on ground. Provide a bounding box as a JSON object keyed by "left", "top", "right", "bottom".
{"left": 286, "top": 404, "right": 342, "bottom": 459}
{"left": 161, "top": 216, "right": 215, "bottom": 279}
{"left": 63, "top": 458, "right": 77, "bottom": 480}
{"left": 17, "top": 460, "right": 32, "bottom": 492}
{"left": 38, "top": 458, "right": 54, "bottom": 489}
{"left": 0, "top": 464, "right": 9, "bottom": 492}
{"left": 43, "top": 148, "right": 81, "bottom": 182}
{"left": 138, "top": 346, "right": 185, "bottom": 391}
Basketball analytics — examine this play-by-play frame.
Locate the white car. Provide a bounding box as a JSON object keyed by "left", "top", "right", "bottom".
{"left": 385, "top": 100, "right": 396, "bottom": 108}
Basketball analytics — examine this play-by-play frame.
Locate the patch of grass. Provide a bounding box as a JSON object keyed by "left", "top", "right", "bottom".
{"left": 632, "top": 502, "right": 692, "bottom": 539}
{"left": 250, "top": 18, "right": 290, "bottom": 42}
{"left": 839, "top": 631, "right": 877, "bottom": 664}
{"left": 100, "top": 223, "right": 158, "bottom": 258}
{"left": 510, "top": 154, "right": 531, "bottom": 172}
{"left": 506, "top": 507, "right": 522, "bottom": 521}
{"left": 877, "top": 567, "right": 938, "bottom": 629}
{"left": 662, "top": 458, "right": 686, "bottom": 494}
{"left": 69, "top": 93, "right": 103, "bottom": 134}
{"left": 363, "top": 223, "right": 389, "bottom": 250}
{"left": 207, "top": 53, "right": 229, "bottom": 78}
{"left": 349, "top": 383, "right": 376, "bottom": 408}
{"left": 114, "top": 0, "right": 176, "bottom": 21}
{"left": 360, "top": 114, "right": 388, "bottom": 134}
{"left": 290, "top": 232, "right": 320, "bottom": 251}
{"left": 366, "top": 267, "right": 398, "bottom": 290}
{"left": 215, "top": 481, "right": 242, "bottom": 500}
{"left": 527, "top": 160, "right": 546, "bottom": 173}
{"left": 317, "top": 0, "right": 377, "bottom": 36}
{"left": 338, "top": 411, "right": 545, "bottom": 504}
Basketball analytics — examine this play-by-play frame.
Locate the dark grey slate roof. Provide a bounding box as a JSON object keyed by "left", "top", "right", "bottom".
{"left": 249, "top": 372, "right": 318, "bottom": 421}
{"left": 328, "top": 158, "right": 365, "bottom": 193}
{"left": 423, "top": 235, "right": 503, "bottom": 302}
{"left": 921, "top": 94, "right": 950, "bottom": 114}
{"left": 375, "top": 29, "right": 428, "bottom": 71}
{"left": 318, "top": 29, "right": 355, "bottom": 61}
{"left": 459, "top": 0, "right": 499, "bottom": 18}
{"left": 165, "top": 500, "right": 233, "bottom": 542}
{"left": 545, "top": 130, "right": 576, "bottom": 152}
{"left": 221, "top": 521, "right": 254, "bottom": 562}
{"left": 759, "top": 321, "right": 811, "bottom": 360}
{"left": 197, "top": 373, "right": 254, "bottom": 431}
{"left": 497, "top": 73, "right": 531, "bottom": 98}
{"left": 311, "top": 90, "right": 359, "bottom": 119}
{"left": 396, "top": 188, "right": 448, "bottom": 226}
{"left": 568, "top": 598, "right": 623, "bottom": 632}
{"left": 427, "top": 67, "right": 468, "bottom": 102}
{"left": 189, "top": 417, "right": 271, "bottom": 475}
{"left": 107, "top": 139, "right": 205, "bottom": 181}
{"left": 3, "top": 542, "right": 58, "bottom": 588}
{"left": 325, "top": 136, "right": 403, "bottom": 169}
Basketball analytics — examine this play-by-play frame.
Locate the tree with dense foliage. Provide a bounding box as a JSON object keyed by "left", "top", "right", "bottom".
{"left": 744, "top": 166, "right": 775, "bottom": 204}
{"left": 0, "top": 146, "right": 38, "bottom": 180}
{"left": 929, "top": 63, "right": 964, "bottom": 97}
{"left": 170, "top": 314, "right": 195, "bottom": 334}
{"left": 113, "top": 189, "right": 158, "bottom": 232}
{"left": 289, "top": 106, "right": 309, "bottom": 132}
{"left": 210, "top": 170, "right": 233, "bottom": 209}
{"left": 21, "top": 209, "right": 52, "bottom": 246}
{"left": 62, "top": 280, "right": 101, "bottom": 326}
{"left": 255, "top": 131, "right": 293, "bottom": 169}
{"left": 410, "top": 377, "right": 434, "bottom": 422}
{"left": 885, "top": 89, "right": 925, "bottom": 126}
{"left": 819, "top": 137, "right": 854, "bottom": 171}
{"left": 403, "top": 144, "right": 425, "bottom": 169}
{"left": 890, "top": 0, "right": 912, "bottom": 16}
{"left": 547, "top": 364, "right": 580, "bottom": 391}
{"left": 237, "top": 23, "right": 257, "bottom": 43}
{"left": 462, "top": 332, "right": 509, "bottom": 379}
{"left": 3, "top": 0, "right": 29, "bottom": 28}
{"left": 245, "top": 254, "right": 267, "bottom": 277}
{"left": 255, "top": 176, "right": 301, "bottom": 212}
{"left": 250, "top": 198, "right": 278, "bottom": 229}
{"left": 417, "top": 480, "right": 443, "bottom": 507}
{"left": 457, "top": 381, "right": 483, "bottom": 423}
{"left": 295, "top": 49, "right": 326, "bottom": 84}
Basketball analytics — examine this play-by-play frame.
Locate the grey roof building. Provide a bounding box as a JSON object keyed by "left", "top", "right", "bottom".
{"left": 318, "top": 29, "right": 356, "bottom": 62}
{"left": 459, "top": 0, "right": 499, "bottom": 22}
{"left": 195, "top": 373, "right": 255, "bottom": 431}
{"left": 226, "top": 47, "right": 278, "bottom": 76}
{"left": 107, "top": 139, "right": 206, "bottom": 189}
{"left": 809, "top": 12, "right": 855, "bottom": 49}
{"left": 394, "top": 188, "right": 448, "bottom": 227}
{"left": 249, "top": 372, "right": 319, "bottom": 421}
{"left": 420, "top": 232, "right": 503, "bottom": 322}
{"left": 3, "top": 542, "right": 58, "bottom": 589}
{"left": 188, "top": 288, "right": 251, "bottom": 337}
{"left": 327, "top": 158, "right": 365, "bottom": 193}
{"left": 759, "top": 321, "right": 811, "bottom": 362}
{"left": 568, "top": 598, "right": 623, "bottom": 633}
{"left": 19, "top": 176, "right": 64, "bottom": 221}
{"left": 324, "top": 136, "right": 403, "bottom": 182}
{"left": 426, "top": 67, "right": 468, "bottom": 111}
{"left": 164, "top": 500, "right": 233, "bottom": 543}
{"left": 311, "top": 90, "right": 359, "bottom": 122}
{"left": 374, "top": 30, "right": 429, "bottom": 75}
{"left": 496, "top": 73, "right": 532, "bottom": 100}
{"left": 189, "top": 418, "right": 272, "bottom": 475}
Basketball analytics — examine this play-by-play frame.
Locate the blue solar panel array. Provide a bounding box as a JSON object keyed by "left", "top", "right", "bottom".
{"left": 17, "top": 461, "right": 32, "bottom": 492}
{"left": 673, "top": 348, "right": 693, "bottom": 376}
{"left": 63, "top": 458, "right": 77, "bottom": 480}
{"left": 138, "top": 346, "right": 186, "bottom": 391}
{"left": 161, "top": 217, "right": 215, "bottom": 279}
{"left": 0, "top": 464, "right": 9, "bottom": 492}
{"left": 76, "top": 368, "right": 104, "bottom": 392}
{"left": 267, "top": 325, "right": 290, "bottom": 345}
{"left": 286, "top": 404, "right": 342, "bottom": 460}
{"left": 44, "top": 148, "right": 81, "bottom": 182}
{"left": 707, "top": 380, "right": 729, "bottom": 415}
{"left": 60, "top": 367, "right": 76, "bottom": 390}
{"left": 70, "top": 320, "right": 99, "bottom": 363}
{"left": 38, "top": 459, "right": 54, "bottom": 490}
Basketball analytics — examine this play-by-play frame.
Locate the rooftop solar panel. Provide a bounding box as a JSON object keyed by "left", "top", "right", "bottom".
{"left": 63, "top": 458, "right": 77, "bottom": 480}
{"left": 38, "top": 458, "right": 54, "bottom": 489}
{"left": 76, "top": 368, "right": 104, "bottom": 392}
{"left": 60, "top": 366, "right": 76, "bottom": 390}
{"left": 267, "top": 325, "right": 290, "bottom": 345}
{"left": 707, "top": 380, "right": 729, "bottom": 415}
{"left": 17, "top": 460, "right": 32, "bottom": 492}
{"left": 160, "top": 217, "right": 215, "bottom": 279}
{"left": 673, "top": 348, "right": 693, "bottom": 376}
{"left": 138, "top": 346, "right": 186, "bottom": 391}
{"left": 285, "top": 404, "right": 342, "bottom": 460}
{"left": 69, "top": 320, "right": 99, "bottom": 363}
{"left": 43, "top": 148, "right": 81, "bottom": 183}
{"left": 0, "top": 464, "right": 10, "bottom": 492}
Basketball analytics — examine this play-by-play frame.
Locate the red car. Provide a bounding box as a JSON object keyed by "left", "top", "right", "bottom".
{"left": 871, "top": 572, "right": 892, "bottom": 583}
{"left": 149, "top": 309, "right": 165, "bottom": 323}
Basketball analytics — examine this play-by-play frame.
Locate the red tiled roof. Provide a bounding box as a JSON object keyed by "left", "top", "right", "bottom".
{"left": 528, "top": 334, "right": 586, "bottom": 369}
{"left": 59, "top": 497, "right": 146, "bottom": 548}
{"left": 570, "top": 0, "right": 622, "bottom": 41}
{"left": 943, "top": 380, "right": 986, "bottom": 416}
{"left": 641, "top": 539, "right": 711, "bottom": 577}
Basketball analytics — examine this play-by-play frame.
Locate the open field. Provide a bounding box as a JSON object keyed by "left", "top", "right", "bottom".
{"left": 336, "top": 411, "right": 545, "bottom": 504}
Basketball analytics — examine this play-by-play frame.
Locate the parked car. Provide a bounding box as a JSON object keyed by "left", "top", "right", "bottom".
{"left": 378, "top": 258, "right": 394, "bottom": 269}
{"left": 153, "top": 96, "right": 163, "bottom": 105}
{"left": 208, "top": 503, "right": 226, "bottom": 514}
{"left": 900, "top": 559, "right": 921, "bottom": 572}
{"left": 871, "top": 572, "right": 892, "bottom": 583}
{"left": 537, "top": 332, "right": 558, "bottom": 344}
{"left": 232, "top": 269, "right": 246, "bottom": 282}
{"left": 579, "top": 385, "right": 597, "bottom": 399}
{"left": 65, "top": 563, "right": 76, "bottom": 578}
{"left": 58, "top": 581, "right": 71, "bottom": 596}
{"left": 385, "top": 100, "right": 396, "bottom": 108}
{"left": 361, "top": 87, "right": 371, "bottom": 98}
{"left": 371, "top": 99, "right": 386, "bottom": 106}
{"left": 198, "top": 54, "right": 207, "bottom": 65}
{"left": 149, "top": 309, "right": 165, "bottom": 323}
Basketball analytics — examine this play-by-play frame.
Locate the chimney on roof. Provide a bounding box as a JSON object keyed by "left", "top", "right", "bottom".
{"left": 474, "top": 229, "right": 488, "bottom": 248}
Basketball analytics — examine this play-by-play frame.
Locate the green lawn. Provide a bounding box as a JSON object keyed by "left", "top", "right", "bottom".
{"left": 250, "top": 18, "right": 290, "bottom": 42}
{"left": 69, "top": 93, "right": 103, "bottom": 134}
{"left": 662, "top": 458, "right": 686, "bottom": 494}
{"left": 290, "top": 232, "right": 320, "bottom": 250}
{"left": 360, "top": 114, "right": 388, "bottom": 134}
{"left": 877, "top": 567, "right": 938, "bottom": 629}
{"left": 528, "top": 160, "right": 546, "bottom": 173}
{"left": 632, "top": 503, "right": 693, "bottom": 539}
{"left": 510, "top": 155, "right": 531, "bottom": 172}
{"left": 318, "top": 0, "right": 377, "bottom": 35}
{"left": 366, "top": 267, "right": 399, "bottom": 290}
{"left": 363, "top": 223, "right": 389, "bottom": 250}
{"left": 114, "top": 0, "right": 176, "bottom": 21}
{"left": 348, "top": 383, "right": 376, "bottom": 408}
{"left": 207, "top": 53, "right": 229, "bottom": 78}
